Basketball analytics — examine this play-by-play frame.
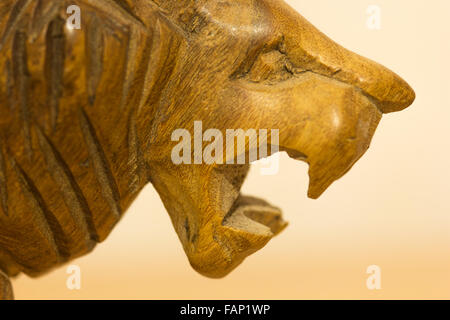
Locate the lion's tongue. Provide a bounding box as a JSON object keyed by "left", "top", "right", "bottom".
{"left": 222, "top": 195, "right": 287, "bottom": 236}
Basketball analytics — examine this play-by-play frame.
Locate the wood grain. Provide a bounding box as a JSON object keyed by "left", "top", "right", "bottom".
{"left": 0, "top": 0, "right": 415, "bottom": 299}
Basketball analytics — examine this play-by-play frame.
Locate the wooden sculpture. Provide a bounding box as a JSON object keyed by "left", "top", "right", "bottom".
{"left": 0, "top": 0, "right": 415, "bottom": 300}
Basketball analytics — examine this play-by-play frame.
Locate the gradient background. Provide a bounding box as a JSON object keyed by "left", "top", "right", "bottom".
{"left": 13, "top": 0, "right": 450, "bottom": 299}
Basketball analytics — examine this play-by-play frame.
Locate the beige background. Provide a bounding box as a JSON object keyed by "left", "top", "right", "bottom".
{"left": 13, "top": 0, "right": 450, "bottom": 299}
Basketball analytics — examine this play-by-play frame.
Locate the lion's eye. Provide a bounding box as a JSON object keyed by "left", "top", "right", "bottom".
{"left": 245, "top": 50, "right": 294, "bottom": 83}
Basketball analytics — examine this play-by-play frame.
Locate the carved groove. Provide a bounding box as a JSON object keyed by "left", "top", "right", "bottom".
{"left": 78, "top": 109, "right": 121, "bottom": 218}
{"left": 111, "top": 0, "right": 138, "bottom": 20}
{"left": 127, "top": 112, "right": 145, "bottom": 193}
{"left": 10, "top": 157, "right": 70, "bottom": 261}
{"left": 85, "top": 16, "right": 104, "bottom": 105}
{"left": 137, "top": 21, "right": 159, "bottom": 114}
{"left": 148, "top": 33, "right": 182, "bottom": 142}
{"left": 85, "top": 0, "right": 146, "bottom": 29}
{"left": 35, "top": 126, "right": 99, "bottom": 245}
{"left": 0, "top": 148, "right": 8, "bottom": 216}
{"left": 5, "top": 60, "right": 13, "bottom": 111}
{"left": 12, "top": 30, "right": 32, "bottom": 158}
{"left": 0, "top": 0, "right": 33, "bottom": 50}
{"left": 45, "top": 16, "right": 66, "bottom": 131}
{"left": 30, "top": 0, "right": 61, "bottom": 42}
{"left": 120, "top": 27, "right": 139, "bottom": 109}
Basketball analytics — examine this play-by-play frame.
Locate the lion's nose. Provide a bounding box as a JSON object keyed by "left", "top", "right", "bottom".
{"left": 269, "top": 1, "right": 415, "bottom": 113}
{"left": 303, "top": 46, "right": 416, "bottom": 114}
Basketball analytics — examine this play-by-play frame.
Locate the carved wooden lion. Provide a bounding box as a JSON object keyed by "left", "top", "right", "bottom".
{"left": 0, "top": 0, "right": 414, "bottom": 299}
